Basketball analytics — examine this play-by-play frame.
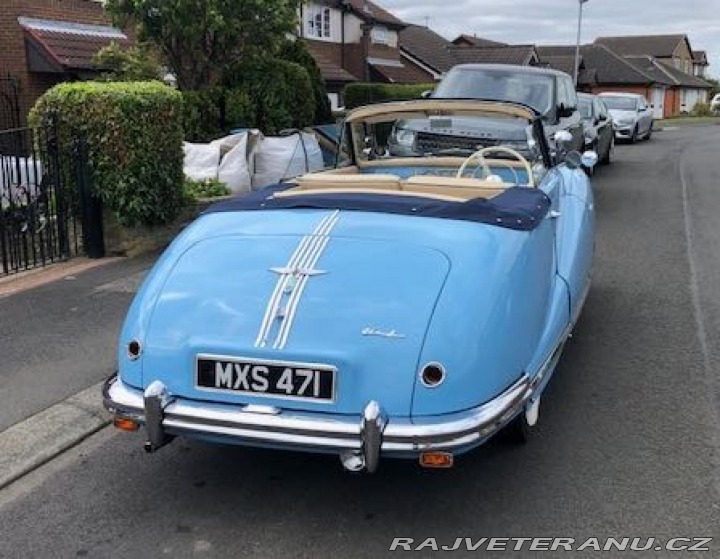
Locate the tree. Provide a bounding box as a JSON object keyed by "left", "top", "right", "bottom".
{"left": 94, "top": 42, "right": 163, "bottom": 82}
{"left": 106, "top": 0, "right": 302, "bottom": 90}
{"left": 280, "top": 39, "right": 332, "bottom": 124}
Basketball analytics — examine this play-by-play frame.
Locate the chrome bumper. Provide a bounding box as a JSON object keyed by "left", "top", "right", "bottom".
{"left": 103, "top": 374, "right": 532, "bottom": 472}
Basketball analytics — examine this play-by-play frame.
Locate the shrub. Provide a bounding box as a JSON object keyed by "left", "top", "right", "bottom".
{"left": 690, "top": 102, "right": 713, "bottom": 117}
{"left": 280, "top": 40, "right": 333, "bottom": 124}
{"left": 182, "top": 58, "right": 315, "bottom": 140}
{"left": 30, "top": 81, "right": 184, "bottom": 227}
{"left": 343, "top": 83, "right": 436, "bottom": 109}
{"left": 183, "top": 177, "right": 230, "bottom": 200}
{"left": 227, "top": 58, "right": 315, "bottom": 135}
{"left": 94, "top": 41, "right": 163, "bottom": 82}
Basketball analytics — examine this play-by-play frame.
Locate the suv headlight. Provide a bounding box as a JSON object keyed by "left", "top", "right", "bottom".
{"left": 393, "top": 128, "right": 416, "bottom": 147}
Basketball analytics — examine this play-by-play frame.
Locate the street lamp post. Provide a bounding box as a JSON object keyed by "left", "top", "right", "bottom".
{"left": 573, "top": 0, "right": 590, "bottom": 88}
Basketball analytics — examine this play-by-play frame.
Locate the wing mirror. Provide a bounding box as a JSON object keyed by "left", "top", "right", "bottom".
{"left": 557, "top": 104, "right": 575, "bottom": 118}
{"left": 564, "top": 150, "right": 598, "bottom": 170}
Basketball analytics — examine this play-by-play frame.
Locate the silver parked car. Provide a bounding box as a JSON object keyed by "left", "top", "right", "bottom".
{"left": 597, "top": 92, "right": 653, "bottom": 143}
{"left": 710, "top": 93, "right": 720, "bottom": 114}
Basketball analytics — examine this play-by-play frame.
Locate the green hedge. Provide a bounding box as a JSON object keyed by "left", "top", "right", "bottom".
{"left": 30, "top": 81, "right": 184, "bottom": 227}
{"left": 344, "top": 83, "right": 436, "bottom": 109}
{"left": 280, "top": 40, "right": 333, "bottom": 124}
{"left": 183, "top": 58, "right": 317, "bottom": 141}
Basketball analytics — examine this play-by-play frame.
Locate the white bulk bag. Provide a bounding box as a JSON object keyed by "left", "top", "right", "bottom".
{"left": 251, "top": 132, "right": 324, "bottom": 190}
{"left": 183, "top": 141, "right": 220, "bottom": 182}
{"left": 215, "top": 133, "right": 251, "bottom": 194}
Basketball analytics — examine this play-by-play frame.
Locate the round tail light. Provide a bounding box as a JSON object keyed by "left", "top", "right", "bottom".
{"left": 420, "top": 363, "right": 446, "bottom": 388}
{"left": 127, "top": 340, "right": 142, "bottom": 360}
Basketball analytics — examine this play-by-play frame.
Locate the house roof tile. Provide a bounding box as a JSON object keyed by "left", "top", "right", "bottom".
{"left": 398, "top": 25, "right": 457, "bottom": 73}
{"left": 448, "top": 45, "right": 537, "bottom": 66}
{"left": 19, "top": 16, "right": 128, "bottom": 71}
{"left": 594, "top": 34, "right": 689, "bottom": 58}
{"left": 368, "top": 60, "right": 425, "bottom": 84}
{"left": 539, "top": 44, "right": 654, "bottom": 85}
{"left": 692, "top": 50, "right": 708, "bottom": 64}
{"left": 451, "top": 34, "right": 507, "bottom": 47}
{"left": 346, "top": 0, "right": 405, "bottom": 28}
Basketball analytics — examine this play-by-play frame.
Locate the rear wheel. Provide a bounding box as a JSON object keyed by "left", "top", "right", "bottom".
{"left": 644, "top": 123, "right": 653, "bottom": 141}
{"left": 503, "top": 397, "right": 540, "bottom": 444}
{"left": 629, "top": 125, "right": 638, "bottom": 144}
{"left": 601, "top": 136, "right": 613, "bottom": 165}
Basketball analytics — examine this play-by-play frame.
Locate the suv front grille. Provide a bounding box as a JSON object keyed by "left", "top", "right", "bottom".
{"left": 415, "top": 132, "right": 501, "bottom": 154}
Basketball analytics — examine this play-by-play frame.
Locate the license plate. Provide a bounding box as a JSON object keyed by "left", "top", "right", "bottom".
{"left": 196, "top": 356, "right": 335, "bottom": 402}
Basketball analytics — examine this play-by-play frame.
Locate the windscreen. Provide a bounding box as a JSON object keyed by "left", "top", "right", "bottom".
{"left": 434, "top": 68, "right": 553, "bottom": 114}
{"left": 578, "top": 97, "right": 593, "bottom": 119}
{"left": 600, "top": 96, "right": 637, "bottom": 111}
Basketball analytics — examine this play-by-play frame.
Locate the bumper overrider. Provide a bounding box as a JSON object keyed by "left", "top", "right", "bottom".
{"left": 102, "top": 374, "right": 532, "bottom": 472}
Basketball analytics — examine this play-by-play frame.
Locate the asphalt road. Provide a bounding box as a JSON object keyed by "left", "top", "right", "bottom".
{"left": 1, "top": 126, "right": 719, "bottom": 558}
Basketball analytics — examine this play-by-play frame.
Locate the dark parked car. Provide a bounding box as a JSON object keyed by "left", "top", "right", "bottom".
{"left": 389, "top": 64, "right": 584, "bottom": 158}
{"left": 578, "top": 93, "right": 614, "bottom": 169}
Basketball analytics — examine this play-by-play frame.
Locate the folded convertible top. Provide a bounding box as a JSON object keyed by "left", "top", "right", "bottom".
{"left": 205, "top": 184, "right": 551, "bottom": 232}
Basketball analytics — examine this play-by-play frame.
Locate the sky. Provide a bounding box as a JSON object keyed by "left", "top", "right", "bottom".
{"left": 382, "top": 0, "right": 720, "bottom": 79}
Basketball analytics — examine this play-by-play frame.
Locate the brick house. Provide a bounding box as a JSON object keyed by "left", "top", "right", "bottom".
{"left": 593, "top": 35, "right": 712, "bottom": 115}
{"left": 398, "top": 26, "right": 539, "bottom": 83}
{"left": 539, "top": 38, "right": 712, "bottom": 118}
{"left": 0, "top": 0, "right": 129, "bottom": 129}
{"left": 298, "top": 0, "right": 430, "bottom": 109}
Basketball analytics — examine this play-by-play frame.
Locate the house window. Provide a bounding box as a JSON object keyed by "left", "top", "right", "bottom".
{"left": 306, "top": 6, "right": 331, "bottom": 40}
{"left": 371, "top": 26, "right": 389, "bottom": 45}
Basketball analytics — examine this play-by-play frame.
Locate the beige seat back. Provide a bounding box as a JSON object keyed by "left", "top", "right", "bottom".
{"left": 295, "top": 173, "right": 400, "bottom": 191}
{"left": 402, "top": 175, "right": 508, "bottom": 200}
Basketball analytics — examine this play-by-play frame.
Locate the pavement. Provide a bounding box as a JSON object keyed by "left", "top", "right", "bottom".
{"left": 0, "top": 255, "right": 157, "bottom": 492}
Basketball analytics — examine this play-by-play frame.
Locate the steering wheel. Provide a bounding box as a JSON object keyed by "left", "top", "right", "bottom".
{"left": 456, "top": 146, "right": 536, "bottom": 188}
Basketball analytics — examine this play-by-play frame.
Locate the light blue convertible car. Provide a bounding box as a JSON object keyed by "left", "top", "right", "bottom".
{"left": 103, "top": 99, "right": 595, "bottom": 472}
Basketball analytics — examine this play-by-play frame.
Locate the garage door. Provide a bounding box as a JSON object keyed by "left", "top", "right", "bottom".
{"left": 652, "top": 87, "right": 665, "bottom": 119}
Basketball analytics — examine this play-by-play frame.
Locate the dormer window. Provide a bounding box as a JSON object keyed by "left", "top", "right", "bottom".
{"left": 306, "top": 5, "right": 331, "bottom": 40}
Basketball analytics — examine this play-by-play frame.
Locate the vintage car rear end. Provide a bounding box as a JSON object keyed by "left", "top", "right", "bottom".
{"left": 104, "top": 100, "right": 594, "bottom": 472}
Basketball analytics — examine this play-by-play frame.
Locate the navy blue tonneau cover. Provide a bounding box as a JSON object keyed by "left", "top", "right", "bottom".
{"left": 205, "top": 184, "right": 550, "bottom": 231}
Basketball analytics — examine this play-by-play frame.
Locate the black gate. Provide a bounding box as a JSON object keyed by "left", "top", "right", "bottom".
{"left": 0, "top": 76, "right": 21, "bottom": 132}
{"left": 0, "top": 124, "right": 103, "bottom": 276}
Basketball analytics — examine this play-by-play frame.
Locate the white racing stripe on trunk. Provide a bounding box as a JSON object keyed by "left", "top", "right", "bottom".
{"left": 255, "top": 234, "right": 315, "bottom": 347}
{"left": 255, "top": 211, "right": 340, "bottom": 348}
{"left": 273, "top": 235, "right": 331, "bottom": 349}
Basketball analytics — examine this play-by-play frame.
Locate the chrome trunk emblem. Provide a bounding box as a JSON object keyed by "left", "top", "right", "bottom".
{"left": 362, "top": 327, "right": 406, "bottom": 339}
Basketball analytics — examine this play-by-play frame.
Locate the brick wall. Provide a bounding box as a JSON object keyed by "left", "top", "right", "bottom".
{"left": 0, "top": 0, "right": 113, "bottom": 126}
